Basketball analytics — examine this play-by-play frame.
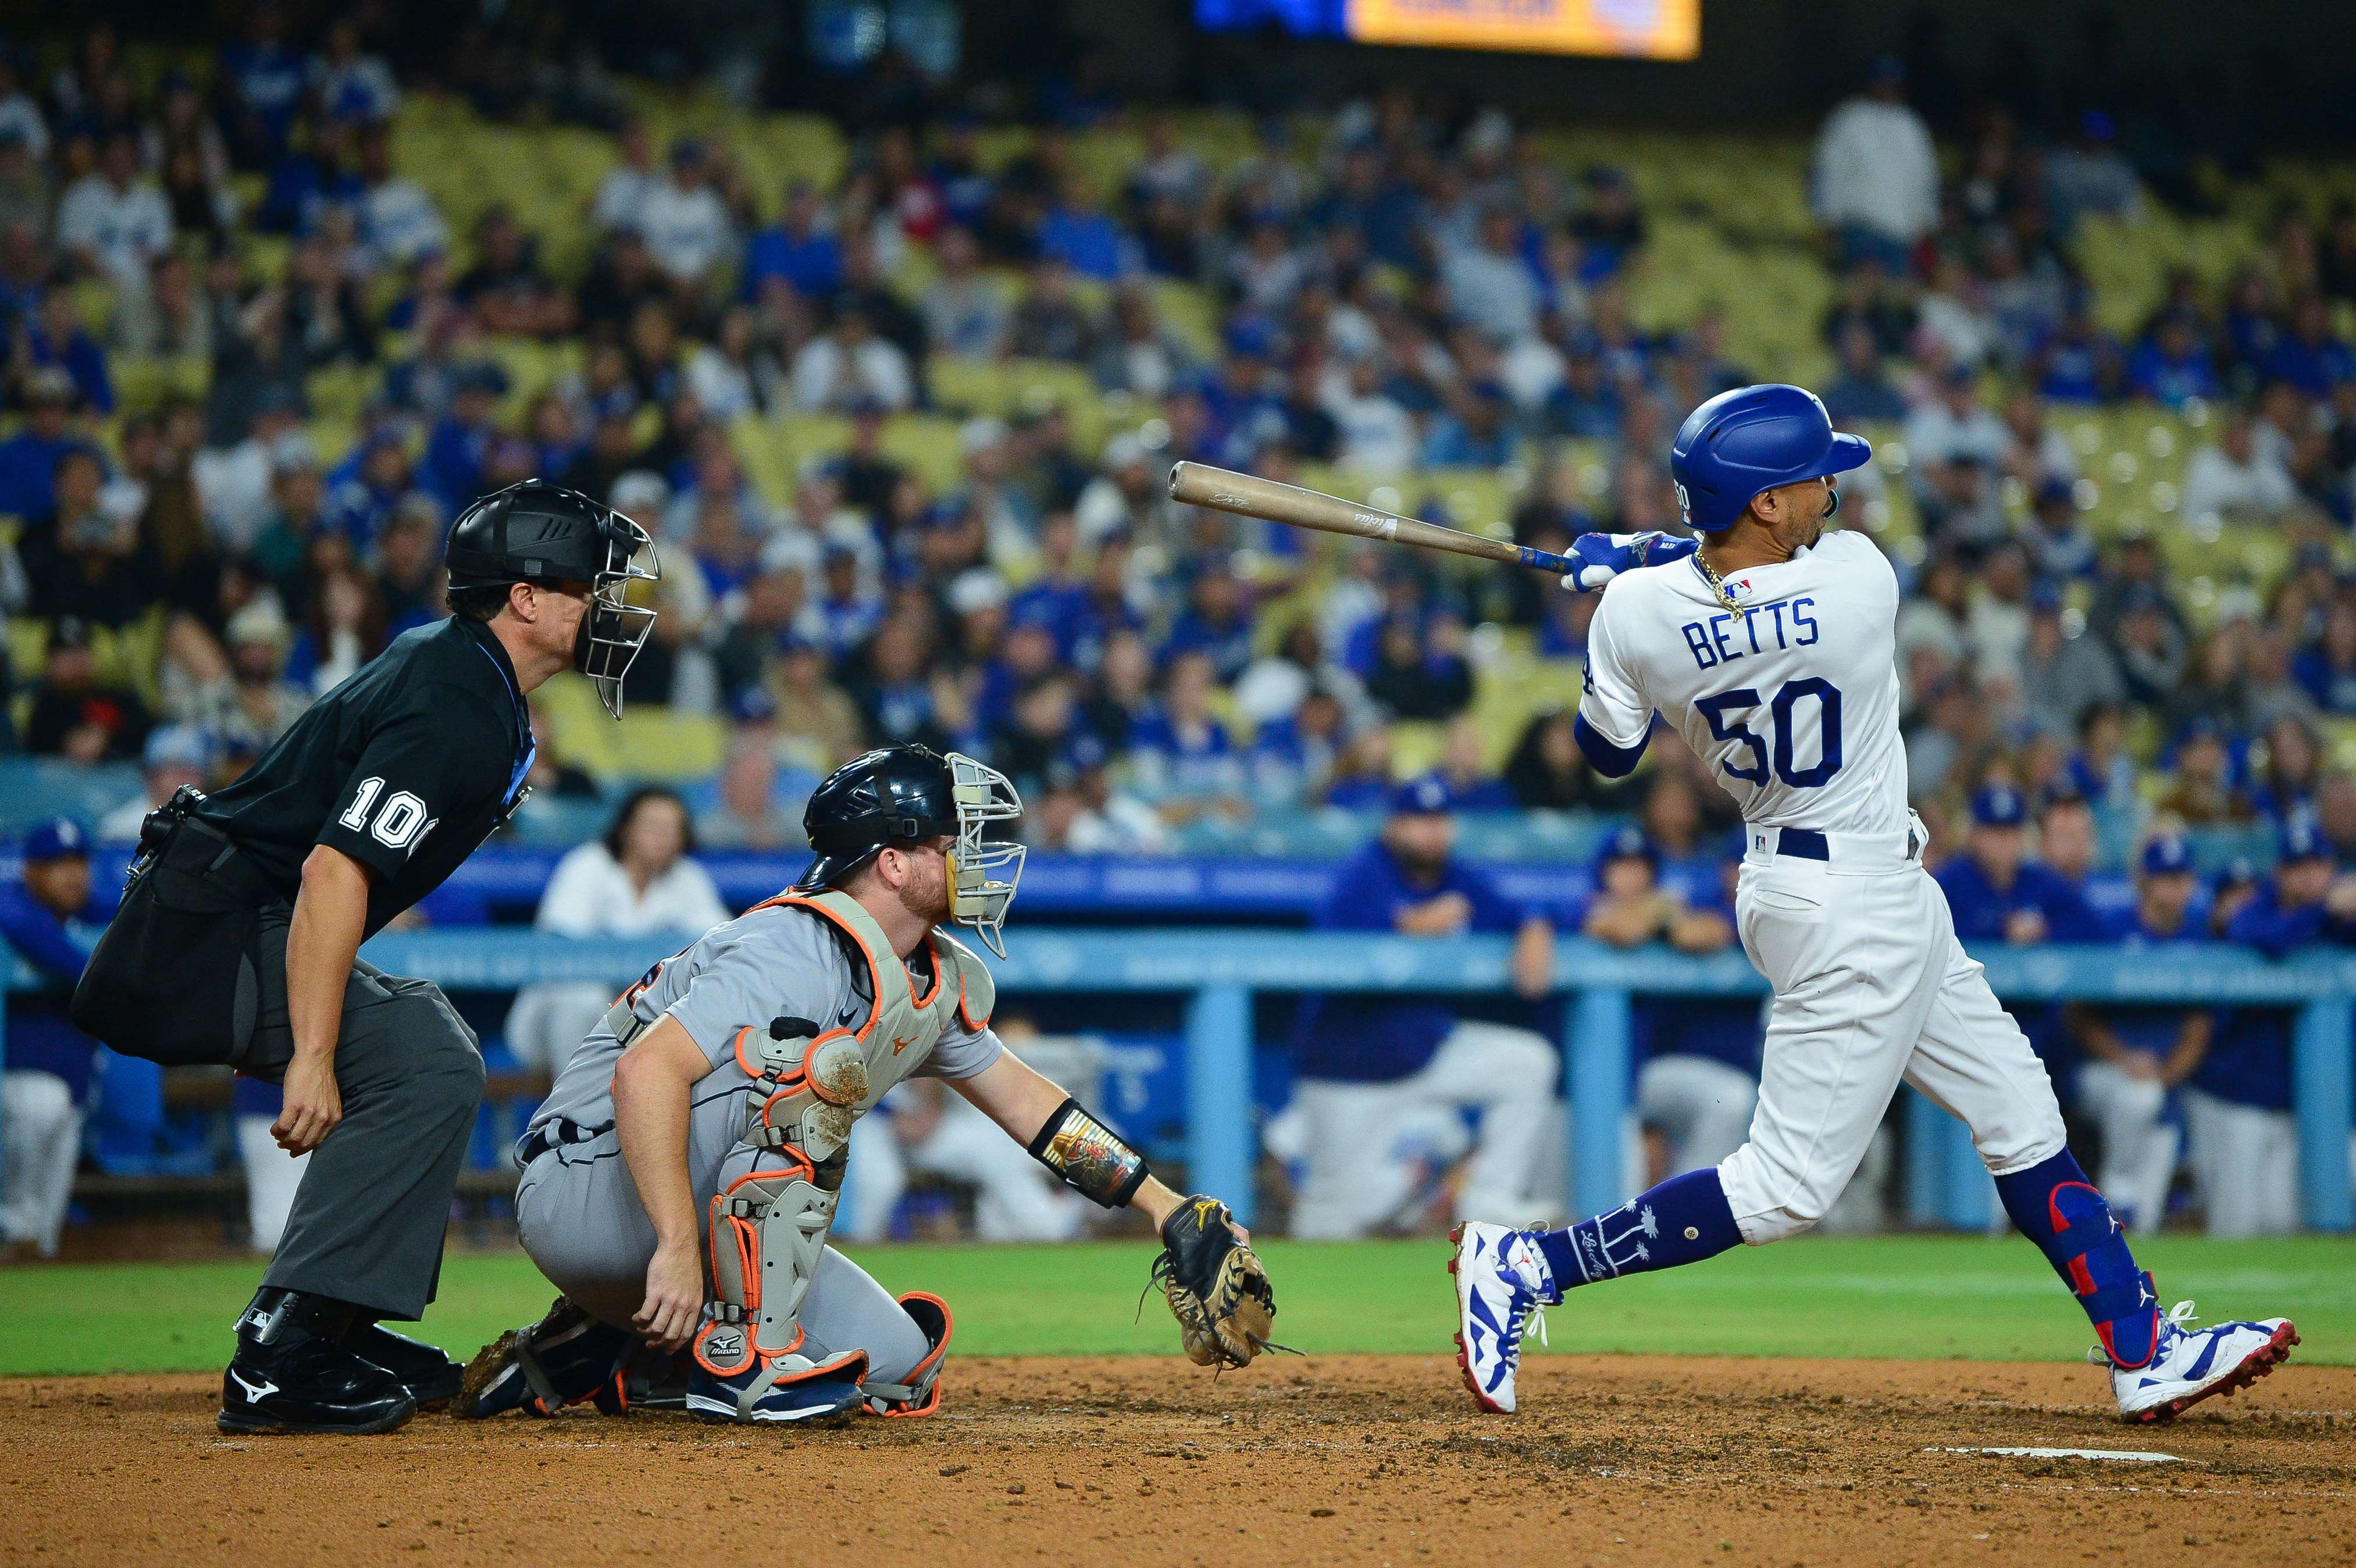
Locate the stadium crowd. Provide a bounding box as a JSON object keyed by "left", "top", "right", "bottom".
{"left": 1, "top": 15, "right": 2354, "bottom": 1255}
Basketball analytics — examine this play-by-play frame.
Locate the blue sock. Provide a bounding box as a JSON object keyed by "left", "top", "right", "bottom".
{"left": 1536, "top": 1168, "right": 1742, "bottom": 1292}
{"left": 1994, "top": 1149, "right": 2161, "bottom": 1370}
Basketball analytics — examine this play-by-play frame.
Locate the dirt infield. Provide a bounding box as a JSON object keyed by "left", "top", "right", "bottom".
{"left": 4, "top": 1355, "right": 2352, "bottom": 1567}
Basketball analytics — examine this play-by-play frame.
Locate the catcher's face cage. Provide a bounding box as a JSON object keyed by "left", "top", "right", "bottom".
{"left": 943, "top": 752, "right": 1025, "bottom": 958}
{"left": 573, "top": 514, "right": 660, "bottom": 719}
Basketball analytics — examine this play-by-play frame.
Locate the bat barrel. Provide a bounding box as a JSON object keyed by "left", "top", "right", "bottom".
{"left": 1169, "top": 461, "right": 1574, "bottom": 578}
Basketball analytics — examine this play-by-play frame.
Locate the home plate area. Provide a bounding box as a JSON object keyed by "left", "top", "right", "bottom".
{"left": 4, "top": 1355, "right": 2352, "bottom": 1567}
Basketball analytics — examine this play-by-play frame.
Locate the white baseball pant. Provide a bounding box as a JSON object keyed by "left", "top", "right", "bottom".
{"left": 1, "top": 1070, "right": 81, "bottom": 1257}
{"left": 2180, "top": 1088, "right": 2299, "bottom": 1236}
{"left": 2071, "top": 1060, "right": 2181, "bottom": 1234}
{"left": 1720, "top": 822, "right": 2069, "bottom": 1244}
{"left": 1289, "top": 1020, "right": 1560, "bottom": 1239}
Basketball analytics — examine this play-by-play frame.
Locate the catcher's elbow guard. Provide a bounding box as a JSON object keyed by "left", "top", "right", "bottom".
{"left": 1027, "top": 1096, "right": 1149, "bottom": 1208}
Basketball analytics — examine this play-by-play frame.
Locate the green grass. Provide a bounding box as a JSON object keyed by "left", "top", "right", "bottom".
{"left": 3, "top": 1235, "right": 2351, "bottom": 1377}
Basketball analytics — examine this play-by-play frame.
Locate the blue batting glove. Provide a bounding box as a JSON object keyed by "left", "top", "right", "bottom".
{"left": 1559, "top": 531, "right": 1699, "bottom": 592}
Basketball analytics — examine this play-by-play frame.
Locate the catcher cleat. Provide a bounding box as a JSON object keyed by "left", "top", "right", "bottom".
{"left": 2105, "top": 1300, "right": 2297, "bottom": 1423}
{"left": 218, "top": 1289, "right": 414, "bottom": 1436}
{"left": 1449, "top": 1221, "right": 1557, "bottom": 1415}
{"left": 686, "top": 1362, "right": 865, "bottom": 1425}
{"left": 457, "top": 1297, "right": 633, "bottom": 1419}
{"left": 350, "top": 1323, "right": 464, "bottom": 1410}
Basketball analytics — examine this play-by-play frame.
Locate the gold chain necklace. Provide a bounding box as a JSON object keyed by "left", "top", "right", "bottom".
{"left": 1692, "top": 548, "right": 1745, "bottom": 614}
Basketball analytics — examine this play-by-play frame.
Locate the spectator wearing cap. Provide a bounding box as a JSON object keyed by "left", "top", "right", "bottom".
{"left": 2020, "top": 581, "right": 2124, "bottom": 739}
{"left": 2194, "top": 818, "right": 2356, "bottom": 1234}
{"left": 2044, "top": 112, "right": 2145, "bottom": 239}
{"left": 1161, "top": 561, "right": 1258, "bottom": 686}
{"left": 1035, "top": 174, "right": 1136, "bottom": 283}
{"left": 1287, "top": 775, "right": 1558, "bottom": 1238}
{"left": 1809, "top": 56, "right": 1937, "bottom": 275}
{"left": 744, "top": 181, "right": 843, "bottom": 302}
{"left": 1246, "top": 687, "right": 1350, "bottom": 809}
{"left": 23, "top": 619, "right": 152, "bottom": 762}
{"left": 320, "top": 432, "right": 416, "bottom": 553}
{"left": 0, "top": 366, "right": 92, "bottom": 523}
{"left": 0, "top": 817, "right": 106, "bottom": 1257}
{"left": 1938, "top": 785, "right": 2105, "bottom": 949}
{"left": 638, "top": 139, "right": 735, "bottom": 291}
{"left": 2127, "top": 309, "right": 2221, "bottom": 409}
{"left": 54, "top": 130, "right": 172, "bottom": 297}
{"left": 98, "top": 724, "right": 214, "bottom": 842}
{"left": 1820, "top": 320, "right": 1909, "bottom": 426}
{"left": 506, "top": 787, "right": 730, "bottom": 1079}
{"left": 26, "top": 284, "right": 113, "bottom": 416}
{"left": 208, "top": 601, "right": 310, "bottom": 757}
{"left": 2261, "top": 294, "right": 2356, "bottom": 400}
{"left": 1581, "top": 824, "right": 1759, "bottom": 1182}
{"left": 2065, "top": 834, "right": 2212, "bottom": 1232}
{"left": 2022, "top": 477, "right": 2100, "bottom": 582}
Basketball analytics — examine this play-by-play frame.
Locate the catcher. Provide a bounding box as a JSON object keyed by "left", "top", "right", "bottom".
{"left": 460, "top": 745, "right": 1276, "bottom": 1424}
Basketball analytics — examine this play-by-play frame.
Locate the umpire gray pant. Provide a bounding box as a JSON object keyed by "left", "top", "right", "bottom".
{"left": 514, "top": 1135, "right": 930, "bottom": 1385}
{"left": 234, "top": 903, "right": 485, "bottom": 1321}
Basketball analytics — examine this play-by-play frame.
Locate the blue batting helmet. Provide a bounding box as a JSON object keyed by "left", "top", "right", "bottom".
{"left": 1669, "top": 384, "right": 1873, "bottom": 533}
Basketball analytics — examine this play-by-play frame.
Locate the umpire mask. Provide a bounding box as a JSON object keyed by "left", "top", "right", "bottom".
{"left": 572, "top": 512, "right": 660, "bottom": 719}
{"left": 446, "top": 480, "right": 661, "bottom": 719}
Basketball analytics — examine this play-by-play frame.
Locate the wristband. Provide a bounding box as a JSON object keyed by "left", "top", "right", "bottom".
{"left": 1027, "top": 1096, "right": 1150, "bottom": 1209}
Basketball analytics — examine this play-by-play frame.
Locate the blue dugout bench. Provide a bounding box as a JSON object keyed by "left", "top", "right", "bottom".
{"left": 15, "top": 928, "right": 2339, "bottom": 1235}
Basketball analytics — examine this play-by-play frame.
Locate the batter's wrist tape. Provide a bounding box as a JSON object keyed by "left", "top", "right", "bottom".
{"left": 1028, "top": 1096, "right": 1150, "bottom": 1209}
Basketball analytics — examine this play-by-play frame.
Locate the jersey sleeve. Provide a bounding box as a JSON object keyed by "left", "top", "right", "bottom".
{"left": 664, "top": 918, "right": 841, "bottom": 1068}
{"left": 1457, "top": 865, "right": 1531, "bottom": 932}
{"left": 913, "top": 1020, "right": 1006, "bottom": 1081}
{"left": 1576, "top": 585, "right": 1654, "bottom": 750}
{"left": 316, "top": 685, "right": 511, "bottom": 881}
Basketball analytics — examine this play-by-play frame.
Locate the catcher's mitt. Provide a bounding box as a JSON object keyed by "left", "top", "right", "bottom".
{"left": 1149, "top": 1195, "right": 1289, "bottom": 1369}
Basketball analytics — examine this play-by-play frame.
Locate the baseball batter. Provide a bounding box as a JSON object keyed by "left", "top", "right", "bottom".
{"left": 461, "top": 746, "right": 1278, "bottom": 1424}
{"left": 1451, "top": 384, "right": 2296, "bottom": 1423}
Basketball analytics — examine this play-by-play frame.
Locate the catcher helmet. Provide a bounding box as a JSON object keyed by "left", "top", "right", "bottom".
{"left": 795, "top": 745, "right": 1026, "bottom": 957}
{"left": 445, "top": 479, "right": 660, "bottom": 719}
{"left": 1669, "top": 384, "right": 1873, "bottom": 533}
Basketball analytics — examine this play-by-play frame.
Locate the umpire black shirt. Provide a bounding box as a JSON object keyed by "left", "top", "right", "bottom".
{"left": 196, "top": 615, "right": 533, "bottom": 936}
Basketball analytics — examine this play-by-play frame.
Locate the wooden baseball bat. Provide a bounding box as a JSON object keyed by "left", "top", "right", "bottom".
{"left": 1167, "top": 461, "right": 1576, "bottom": 575}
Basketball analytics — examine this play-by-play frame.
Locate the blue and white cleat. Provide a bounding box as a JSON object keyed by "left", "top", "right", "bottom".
{"left": 2104, "top": 1299, "right": 2297, "bottom": 1423}
{"left": 1448, "top": 1221, "right": 1557, "bottom": 1414}
{"left": 687, "top": 1362, "right": 866, "bottom": 1425}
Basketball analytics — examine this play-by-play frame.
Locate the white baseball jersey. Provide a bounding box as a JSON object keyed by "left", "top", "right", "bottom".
{"left": 1578, "top": 529, "right": 1909, "bottom": 836}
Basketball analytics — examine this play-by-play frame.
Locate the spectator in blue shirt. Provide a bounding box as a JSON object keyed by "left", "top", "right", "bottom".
{"left": 2126, "top": 309, "right": 2221, "bottom": 408}
{"left": 0, "top": 818, "right": 104, "bottom": 1257}
{"left": 743, "top": 183, "right": 843, "bottom": 301}
{"left": 1288, "top": 776, "right": 1557, "bottom": 1237}
{"left": 2196, "top": 817, "right": 2356, "bottom": 1234}
{"left": 1422, "top": 382, "right": 1520, "bottom": 468}
{"left": 25, "top": 286, "right": 112, "bottom": 415}
{"left": 2065, "top": 833, "right": 2211, "bottom": 1232}
{"left": 1820, "top": 320, "right": 1910, "bottom": 425}
{"left": 1160, "top": 562, "right": 1257, "bottom": 685}
{"left": 2032, "top": 304, "right": 2125, "bottom": 404}
{"left": 2261, "top": 295, "right": 2356, "bottom": 398}
{"left": 1937, "top": 784, "right": 2104, "bottom": 946}
{"left": 218, "top": 6, "right": 312, "bottom": 163}
{"left": 1035, "top": 176, "right": 1134, "bottom": 281}
{"left": 320, "top": 430, "right": 416, "bottom": 549}
{"left": 1582, "top": 825, "right": 1762, "bottom": 1181}
{"left": 418, "top": 366, "right": 505, "bottom": 509}
{"left": 0, "top": 368, "right": 90, "bottom": 523}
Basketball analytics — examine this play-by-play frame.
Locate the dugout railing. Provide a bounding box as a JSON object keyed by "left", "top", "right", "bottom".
{"left": 3, "top": 929, "right": 2350, "bottom": 1234}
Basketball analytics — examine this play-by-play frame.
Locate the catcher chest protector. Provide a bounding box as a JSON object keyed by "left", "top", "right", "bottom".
{"left": 692, "top": 889, "right": 993, "bottom": 1417}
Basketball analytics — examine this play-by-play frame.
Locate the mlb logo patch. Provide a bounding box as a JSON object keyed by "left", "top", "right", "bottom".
{"left": 1725, "top": 578, "right": 1755, "bottom": 603}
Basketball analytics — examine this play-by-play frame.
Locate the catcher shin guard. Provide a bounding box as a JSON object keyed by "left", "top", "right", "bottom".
{"left": 457, "top": 1296, "right": 634, "bottom": 1419}
{"left": 1997, "top": 1150, "right": 2161, "bottom": 1370}
{"left": 1028, "top": 1097, "right": 1150, "bottom": 1207}
{"left": 693, "top": 1149, "right": 867, "bottom": 1419}
{"left": 862, "top": 1292, "right": 954, "bottom": 1417}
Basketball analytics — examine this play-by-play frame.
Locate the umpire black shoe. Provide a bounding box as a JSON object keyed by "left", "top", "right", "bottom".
{"left": 217, "top": 1288, "right": 416, "bottom": 1436}
{"left": 350, "top": 1323, "right": 465, "bottom": 1410}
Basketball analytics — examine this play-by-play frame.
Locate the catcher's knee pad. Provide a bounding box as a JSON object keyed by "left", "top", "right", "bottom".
{"left": 693, "top": 1151, "right": 865, "bottom": 1396}
{"left": 861, "top": 1292, "right": 953, "bottom": 1417}
{"left": 457, "top": 1296, "right": 634, "bottom": 1419}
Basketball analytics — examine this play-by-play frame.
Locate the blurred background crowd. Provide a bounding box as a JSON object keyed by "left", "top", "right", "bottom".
{"left": 2, "top": 2, "right": 2354, "bottom": 1258}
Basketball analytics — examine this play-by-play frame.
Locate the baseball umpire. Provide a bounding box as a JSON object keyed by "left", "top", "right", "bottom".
{"left": 70, "top": 479, "right": 658, "bottom": 1437}
{"left": 457, "top": 744, "right": 1279, "bottom": 1424}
